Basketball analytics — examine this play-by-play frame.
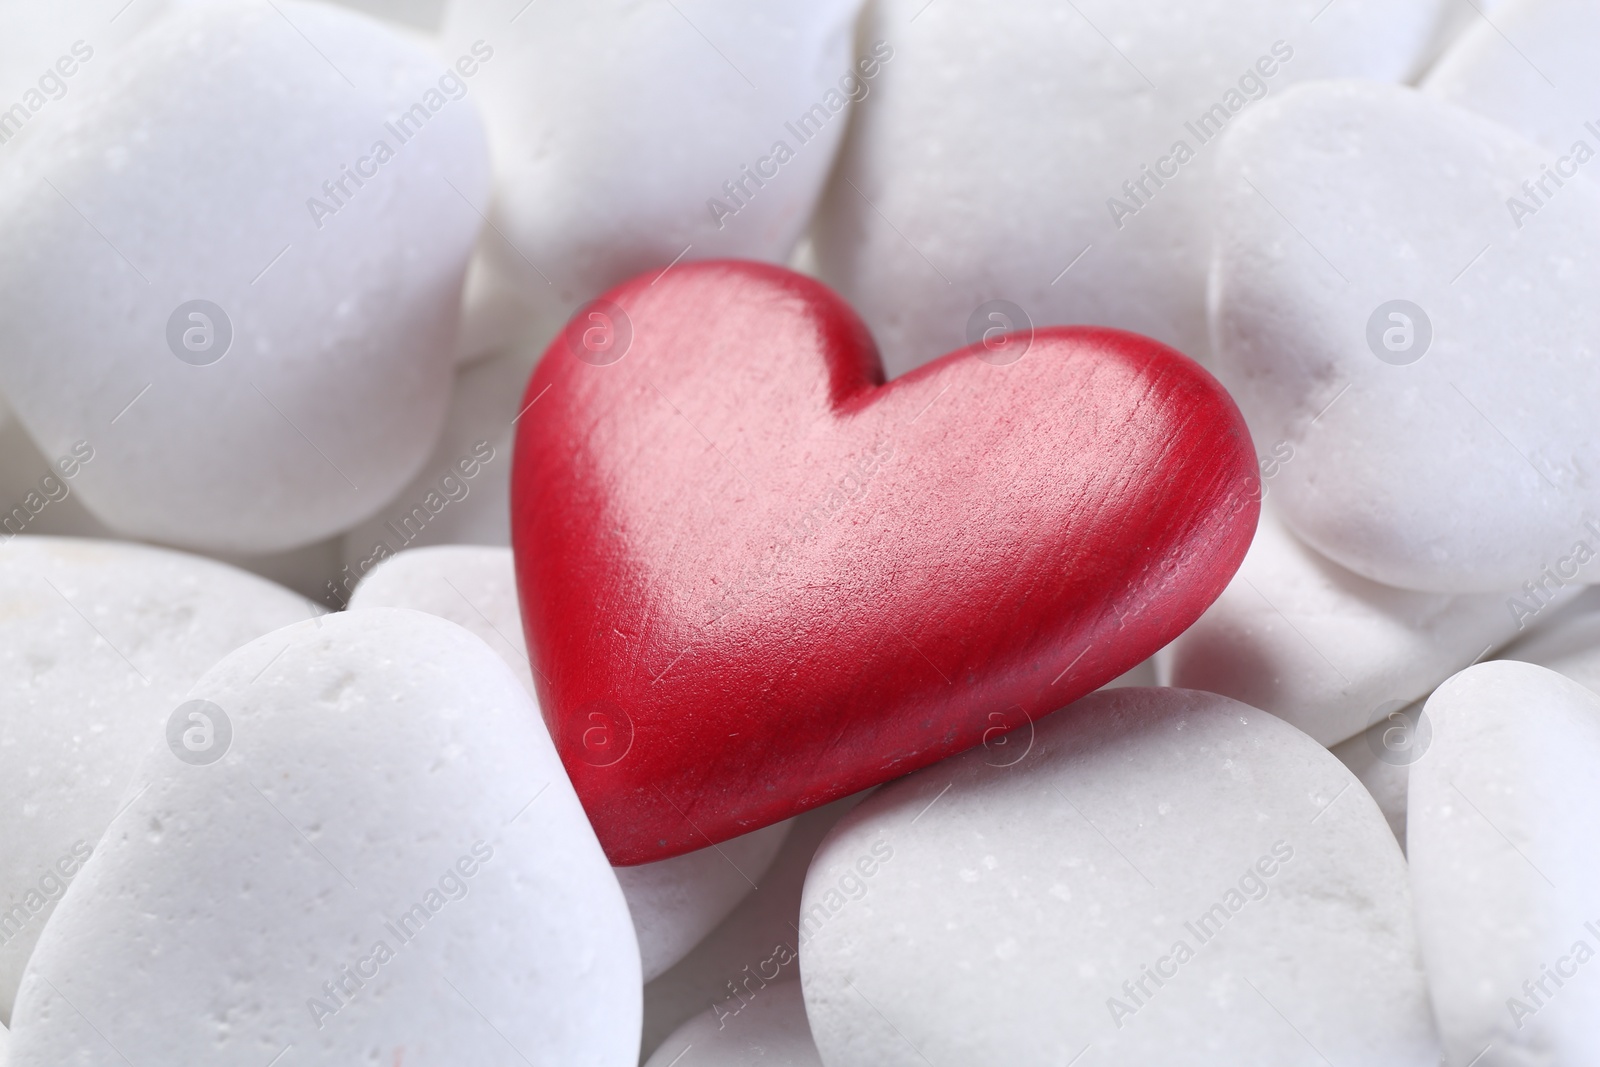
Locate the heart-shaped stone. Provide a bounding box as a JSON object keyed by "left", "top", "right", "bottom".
{"left": 512, "top": 261, "right": 1257, "bottom": 864}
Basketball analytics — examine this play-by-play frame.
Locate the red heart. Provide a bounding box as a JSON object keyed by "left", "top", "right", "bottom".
{"left": 512, "top": 261, "right": 1257, "bottom": 865}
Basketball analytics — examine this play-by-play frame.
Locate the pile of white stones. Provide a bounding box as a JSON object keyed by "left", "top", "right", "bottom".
{"left": 2, "top": 0, "right": 1599, "bottom": 1064}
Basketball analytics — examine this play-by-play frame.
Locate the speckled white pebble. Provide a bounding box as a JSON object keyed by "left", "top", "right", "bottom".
{"left": 7, "top": 608, "right": 640, "bottom": 1066}
{"left": 1408, "top": 660, "right": 1600, "bottom": 1067}
{"left": 1212, "top": 80, "right": 1600, "bottom": 593}
{"left": 0, "top": 536, "right": 315, "bottom": 1023}
{"left": 440, "top": 0, "right": 863, "bottom": 360}
{"left": 348, "top": 545, "right": 792, "bottom": 981}
{"left": 809, "top": 0, "right": 1442, "bottom": 377}
{"left": 801, "top": 687, "right": 1437, "bottom": 1066}
{"left": 645, "top": 979, "right": 821, "bottom": 1067}
{"left": 1163, "top": 505, "right": 1555, "bottom": 745}
{"left": 0, "top": 2, "right": 488, "bottom": 553}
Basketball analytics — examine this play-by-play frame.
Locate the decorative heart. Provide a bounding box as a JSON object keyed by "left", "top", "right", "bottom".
{"left": 512, "top": 261, "right": 1257, "bottom": 865}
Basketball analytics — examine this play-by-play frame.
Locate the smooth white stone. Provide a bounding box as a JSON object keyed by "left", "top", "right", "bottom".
{"left": 642, "top": 795, "right": 867, "bottom": 1062}
{"left": 801, "top": 687, "right": 1437, "bottom": 1066}
{"left": 348, "top": 545, "right": 792, "bottom": 981}
{"left": 0, "top": 2, "right": 488, "bottom": 554}
{"left": 618, "top": 825, "right": 793, "bottom": 983}
{"left": 1100, "top": 657, "right": 1158, "bottom": 690}
{"left": 808, "top": 0, "right": 1442, "bottom": 378}
{"left": 1499, "top": 586, "right": 1600, "bottom": 695}
{"left": 212, "top": 536, "right": 346, "bottom": 607}
{"left": 0, "top": 0, "right": 168, "bottom": 108}
{"left": 439, "top": 0, "right": 863, "bottom": 360}
{"left": 1330, "top": 706, "right": 1423, "bottom": 850}
{"left": 7, "top": 608, "right": 640, "bottom": 1066}
{"left": 1408, "top": 660, "right": 1600, "bottom": 1066}
{"left": 0, "top": 536, "right": 317, "bottom": 1023}
{"left": 1414, "top": 0, "right": 1516, "bottom": 76}
{"left": 645, "top": 979, "right": 821, "bottom": 1067}
{"left": 0, "top": 422, "right": 113, "bottom": 541}
{"left": 327, "top": 0, "right": 445, "bottom": 32}
{"left": 1163, "top": 505, "right": 1556, "bottom": 746}
{"left": 787, "top": 232, "right": 823, "bottom": 280}
{"left": 1424, "top": 0, "right": 1600, "bottom": 163}
{"left": 1212, "top": 81, "right": 1600, "bottom": 592}
{"left": 349, "top": 544, "right": 532, "bottom": 690}
{"left": 339, "top": 343, "right": 533, "bottom": 582}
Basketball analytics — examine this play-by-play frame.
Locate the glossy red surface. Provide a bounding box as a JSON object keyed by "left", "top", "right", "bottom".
{"left": 512, "top": 261, "right": 1258, "bottom": 865}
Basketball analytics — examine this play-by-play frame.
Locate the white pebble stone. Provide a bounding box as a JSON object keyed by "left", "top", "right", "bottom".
{"left": 1414, "top": 0, "right": 1516, "bottom": 76}
{"left": 0, "top": 536, "right": 317, "bottom": 1023}
{"left": 1330, "top": 707, "right": 1422, "bottom": 850}
{"left": 7, "top": 608, "right": 640, "bottom": 1066}
{"left": 801, "top": 687, "right": 1437, "bottom": 1066}
{"left": 1212, "top": 81, "right": 1600, "bottom": 592}
{"left": 1100, "top": 657, "right": 1158, "bottom": 689}
{"left": 339, "top": 344, "right": 532, "bottom": 584}
{"left": 645, "top": 979, "right": 821, "bottom": 1067}
{"left": 618, "top": 826, "right": 793, "bottom": 983}
{"left": 211, "top": 536, "right": 347, "bottom": 606}
{"left": 1408, "top": 660, "right": 1600, "bottom": 1066}
{"left": 642, "top": 795, "right": 867, "bottom": 1061}
{"left": 809, "top": 0, "right": 1442, "bottom": 378}
{"left": 1499, "top": 586, "right": 1600, "bottom": 695}
{"left": 0, "top": 0, "right": 169, "bottom": 106}
{"left": 348, "top": 545, "right": 793, "bottom": 981}
{"left": 324, "top": 0, "right": 445, "bottom": 33}
{"left": 1424, "top": 0, "right": 1600, "bottom": 162}
{"left": 0, "top": 419, "right": 113, "bottom": 541}
{"left": 0, "top": 2, "right": 488, "bottom": 554}
{"left": 1163, "top": 505, "right": 1556, "bottom": 745}
{"left": 439, "top": 0, "right": 863, "bottom": 360}
{"left": 349, "top": 545, "right": 532, "bottom": 690}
